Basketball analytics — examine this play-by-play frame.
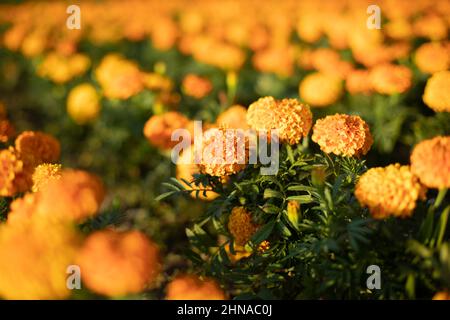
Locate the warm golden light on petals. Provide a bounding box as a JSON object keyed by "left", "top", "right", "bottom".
{"left": 423, "top": 71, "right": 450, "bottom": 113}
{"left": 247, "top": 96, "right": 312, "bottom": 145}
{"left": 369, "top": 64, "right": 412, "bottom": 95}
{"left": 166, "top": 275, "right": 226, "bottom": 300}
{"left": 77, "top": 230, "right": 161, "bottom": 297}
{"left": 143, "top": 112, "right": 191, "bottom": 150}
{"left": 312, "top": 114, "right": 373, "bottom": 157}
{"left": 299, "top": 72, "right": 342, "bottom": 107}
{"left": 410, "top": 136, "right": 450, "bottom": 189}
{"left": 31, "top": 163, "right": 62, "bottom": 192}
{"left": 355, "top": 164, "right": 426, "bottom": 219}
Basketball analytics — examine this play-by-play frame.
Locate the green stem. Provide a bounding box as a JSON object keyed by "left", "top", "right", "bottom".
{"left": 434, "top": 188, "right": 448, "bottom": 209}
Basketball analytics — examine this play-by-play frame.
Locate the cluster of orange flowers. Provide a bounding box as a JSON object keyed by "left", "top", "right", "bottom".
{"left": 356, "top": 136, "right": 450, "bottom": 219}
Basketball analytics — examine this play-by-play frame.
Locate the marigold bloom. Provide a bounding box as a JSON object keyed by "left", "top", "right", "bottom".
{"left": 0, "top": 147, "right": 30, "bottom": 196}
{"left": 7, "top": 193, "right": 37, "bottom": 225}
{"left": 216, "top": 105, "right": 249, "bottom": 130}
{"left": 433, "top": 291, "right": 450, "bottom": 300}
{"left": 414, "top": 42, "right": 449, "bottom": 74}
{"left": 77, "top": 230, "right": 161, "bottom": 297}
{"left": 423, "top": 71, "right": 450, "bottom": 113}
{"left": 176, "top": 145, "right": 219, "bottom": 201}
{"left": 37, "top": 52, "right": 90, "bottom": 84}
{"left": 32, "top": 163, "right": 62, "bottom": 192}
{"left": 299, "top": 72, "right": 342, "bottom": 107}
{"left": 345, "top": 69, "right": 373, "bottom": 95}
{"left": 15, "top": 131, "right": 60, "bottom": 168}
{"left": 0, "top": 217, "right": 80, "bottom": 299}
{"left": 369, "top": 64, "right": 412, "bottom": 95}
{"left": 246, "top": 96, "right": 312, "bottom": 145}
{"left": 252, "top": 46, "right": 295, "bottom": 77}
{"left": 142, "top": 72, "right": 173, "bottom": 92}
{"left": 95, "top": 54, "right": 144, "bottom": 100}
{"left": 224, "top": 243, "right": 252, "bottom": 263}
{"left": 310, "top": 48, "right": 353, "bottom": 79}
{"left": 143, "top": 112, "right": 191, "bottom": 150}
{"left": 182, "top": 74, "right": 213, "bottom": 99}
{"left": 228, "top": 206, "right": 258, "bottom": 246}
{"left": 414, "top": 13, "right": 448, "bottom": 41}
{"left": 312, "top": 114, "right": 373, "bottom": 157}
{"left": 0, "top": 120, "right": 15, "bottom": 143}
{"left": 355, "top": 164, "right": 426, "bottom": 219}
{"left": 410, "top": 136, "right": 450, "bottom": 189}
{"left": 36, "top": 169, "right": 105, "bottom": 222}
{"left": 166, "top": 275, "right": 226, "bottom": 300}
{"left": 198, "top": 127, "right": 248, "bottom": 177}
{"left": 67, "top": 83, "right": 101, "bottom": 124}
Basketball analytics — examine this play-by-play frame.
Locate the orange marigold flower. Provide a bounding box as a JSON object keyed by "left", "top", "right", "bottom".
{"left": 37, "top": 52, "right": 90, "bottom": 84}
{"left": 15, "top": 131, "right": 60, "bottom": 168}
{"left": 36, "top": 169, "right": 105, "bottom": 222}
{"left": 312, "top": 114, "right": 373, "bottom": 157}
{"left": 252, "top": 46, "right": 295, "bottom": 77}
{"left": 0, "top": 147, "right": 30, "bottom": 196}
{"left": 423, "top": 71, "right": 450, "bottom": 113}
{"left": 143, "top": 112, "right": 191, "bottom": 150}
{"left": 166, "top": 275, "right": 226, "bottom": 300}
{"left": 32, "top": 163, "right": 62, "bottom": 192}
{"left": 176, "top": 145, "right": 219, "bottom": 201}
{"left": 410, "top": 136, "right": 450, "bottom": 189}
{"left": 355, "top": 164, "right": 426, "bottom": 219}
{"left": 369, "top": 63, "right": 412, "bottom": 95}
{"left": 433, "top": 291, "right": 450, "bottom": 300}
{"left": 299, "top": 72, "right": 343, "bottom": 107}
{"left": 198, "top": 127, "right": 248, "bottom": 177}
{"left": 228, "top": 206, "right": 258, "bottom": 246}
{"left": 77, "top": 230, "right": 161, "bottom": 297}
{"left": 310, "top": 48, "right": 353, "bottom": 79}
{"left": 414, "top": 42, "right": 450, "bottom": 74}
{"left": 7, "top": 192, "right": 37, "bottom": 225}
{"left": 182, "top": 74, "right": 213, "bottom": 99}
{"left": 95, "top": 54, "right": 144, "bottom": 100}
{"left": 345, "top": 69, "right": 373, "bottom": 95}
{"left": 142, "top": 72, "right": 173, "bottom": 92}
{"left": 67, "top": 83, "right": 101, "bottom": 125}
{"left": 0, "top": 120, "right": 15, "bottom": 143}
{"left": 414, "top": 13, "right": 448, "bottom": 41}
{"left": 0, "top": 217, "right": 81, "bottom": 299}
{"left": 224, "top": 243, "right": 252, "bottom": 263}
{"left": 216, "top": 105, "right": 249, "bottom": 130}
{"left": 246, "top": 96, "right": 312, "bottom": 145}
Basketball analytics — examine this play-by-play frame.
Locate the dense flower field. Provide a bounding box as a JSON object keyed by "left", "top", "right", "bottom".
{"left": 0, "top": 0, "right": 449, "bottom": 300}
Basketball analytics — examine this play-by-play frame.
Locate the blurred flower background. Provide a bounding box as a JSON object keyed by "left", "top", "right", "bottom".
{"left": 0, "top": 0, "right": 449, "bottom": 300}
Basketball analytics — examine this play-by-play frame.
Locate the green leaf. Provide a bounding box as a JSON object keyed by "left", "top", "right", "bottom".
{"left": 251, "top": 220, "right": 276, "bottom": 244}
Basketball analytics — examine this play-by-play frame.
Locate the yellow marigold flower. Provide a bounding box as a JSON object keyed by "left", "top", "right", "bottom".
{"left": 414, "top": 13, "right": 448, "bottom": 41}
{"left": 216, "top": 105, "right": 249, "bottom": 130}
{"left": 258, "top": 240, "right": 271, "bottom": 253}
{"left": 0, "top": 217, "right": 81, "bottom": 299}
{"left": 414, "top": 42, "right": 449, "bottom": 74}
{"left": 345, "top": 69, "right": 373, "bottom": 95}
{"left": 369, "top": 63, "right": 412, "bottom": 95}
{"left": 228, "top": 206, "right": 258, "bottom": 246}
{"left": 21, "top": 31, "right": 47, "bottom": 58}
{"left": 410, "top": 136, "right": 450, "bottom": 189}
{"left": 67, "top": 83, "right": 101, "bottom": 125}
{"left": 32, "top": 163, "right": 62, "bottom": 192}
{"left": 0, "top": 147, "right": 30, "bottom": 196}
{"left": 143, "top": 112, "right": 191, "bottom": 150}
{"left": 299, "top": 72, "right": 343, "bottom": 107}
{"left": 433, "top": 291, "right": 450, "bottom": 300}
{"left": 7, "top": 192, "right": 37, "bottom": 225}
{"left": 15, "top": 131, "right": 61, "bottom": 168}
{"left": 0, "top": 120, "right": 15, "bottom": 143}
{"left": 355, "top": 164, "right": 426, "bottom": 219}
{"left": 142, "top": 72, "right": 173, "bottom": 92}
{"left": 36, "top": 169, "right": 105, "bottom": 222}
{"left": 312, "top": 114, "right": 373, "bottom": 157}
{"left": 166, "top": 275, "right": 226, "bottom": 300}
{"left": 198, "top": 127, "right": 248, "bottom": 177}
{"left": 77, "top": 230, "right": 161, "bottom": 297}
{"left": 246, "top": 96, "right": 312, "bottom": 145}
{"left": 385, "top": 19, "right": 413, "bottom": 40}
{"left": 95, "top": 54, "right": 144, "bottom": 100}
{"left": 37, "top": 52, "right": 90, "bottom": 84}
{"left": 176, "top": 145, "right": 219, "bottom": 201}
{"left": 182, "top": 74, "right": 213, "bottom": 99}
{"left": 423, "top": 71, "right": 450, "bottom": 113}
